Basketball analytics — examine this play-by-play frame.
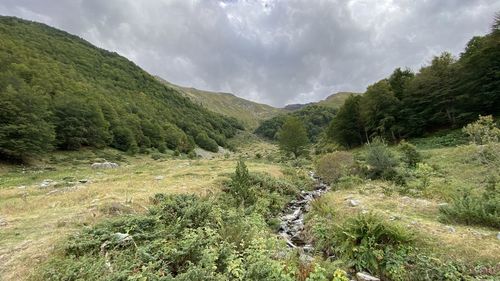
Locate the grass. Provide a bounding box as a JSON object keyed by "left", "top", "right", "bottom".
{"left": 0, "top": 140, "right": 284, "bottom": 280}
{"left": 306, "top": 141, "right": 500, "bottom": 276}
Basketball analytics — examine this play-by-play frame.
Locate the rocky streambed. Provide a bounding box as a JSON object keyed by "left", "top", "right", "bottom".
{"left": 278, "top": 171, "right": 330, "bottom": 253}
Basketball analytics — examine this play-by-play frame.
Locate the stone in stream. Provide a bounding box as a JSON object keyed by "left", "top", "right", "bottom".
{"left": 356, "top": 272, "right": 380, "bottom": 281}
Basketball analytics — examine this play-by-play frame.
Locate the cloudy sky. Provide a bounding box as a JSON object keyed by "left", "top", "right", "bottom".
{"left": 1, "top": 0, "right": 499, "bottom": 106}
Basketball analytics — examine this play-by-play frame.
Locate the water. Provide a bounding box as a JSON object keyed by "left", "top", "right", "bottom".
{"left": 278, "top": 171, "right": 330, "bottom": 254}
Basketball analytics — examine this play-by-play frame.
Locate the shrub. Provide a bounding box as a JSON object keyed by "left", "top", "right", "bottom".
{"left": 315, "top": 151, "right": 355, "bottom": 184}
{"left": 463, "top": 115, "right": 500, "bottom": 145}
{"left": 311, "top": 212, "right": 413, "bottom": 277}
{"left": 228, "top": 159, "right": 255, "bottom": 206}
{"left": 195, "top": 132, "right": 219, "bottom": 152}
{"left": 439, "top": 188, "right": 500, "bottom": 228}
{"left": 150, "top": 152, "right": 163, "bottom": 160}
{"left": 365, "top": 138, "right": 399, "bottom": 180}
{"left": 398, "top": 141, "right": 421, "bottom": 168}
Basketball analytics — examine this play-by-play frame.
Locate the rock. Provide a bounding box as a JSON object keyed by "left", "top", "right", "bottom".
{"left": 348, "top": 199, "right": 360, "bottom": 207}
{"left": 17, "top": 185, "right": 26, "bottom": 189}
{"left": 39, "top": 179, "right": 55, "bottom": 188}
{"left": 0, "top": 217, "right": 7, "bottom": 227}
{"left": 445, "top": 226, "right": 456, "bottom": 233}
{"left": 356, "top": 272, "right": 380, "bottom": 281}
{"left": 79, "top": 179, "right": 89, "bottom": 184}
{"left": 437, "top": 203, "right": 448, "bottom": 207}
{"left": 496, "top": 232, "right": 500, "bottom": 240}
{"left": 154, "top": 176, "right": 164, "bottom": 180}
{"left": 91, "top": 162, "right": 119, "bottom": 169}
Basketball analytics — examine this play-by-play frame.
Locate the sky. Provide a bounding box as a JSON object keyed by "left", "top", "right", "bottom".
{"left": 1, "top": 0, "right": 499, "bottom": 107}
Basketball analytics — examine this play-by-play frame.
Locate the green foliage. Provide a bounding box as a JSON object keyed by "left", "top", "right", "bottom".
{"left": 333, "top": 213, "right": 413, "bottom": 276}
{"left": 439, "top": 188, "right": 500, "bottom": 228}
{"left": 365, "top": 138, "right": 399, "bottom": 180}
{"left": 326, "top": 95, "right": 364, "bottom": 148}
{"left": 398, "top": 141, "right": 421, "bottom": 168}
{"left": 326, "top": 20, "right": 500, "bottom": 147}
{"left": 462, "top": 115, "right": 500, "bottom": 145}
{"left": 315, "top": 151, "right": 355, "bottom": 184}
{"left": 277, "top": 116, "right": 309, "bottom": 157}
{"left": 0, "top": 16, "right": 241, "bottom": 161}
{"left": 195, "top": 132, "right": 219, "bottom": 152}
{"left": 255, "top": 105, "right": 337, "bottom": 142}
{"left": 228, "top": 159, "right": 255, "bottom": 206}
{"left": 0, "top": 85, "right": 55, "bottom": 160}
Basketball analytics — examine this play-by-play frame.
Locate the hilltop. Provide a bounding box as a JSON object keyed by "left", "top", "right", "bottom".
{"left": 156, "top": 77, "right": 283, "bottom": 129}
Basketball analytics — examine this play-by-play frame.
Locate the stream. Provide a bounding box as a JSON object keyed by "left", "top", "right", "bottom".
{"left": 278, "top": 171, "right": 330, "bottom": 255}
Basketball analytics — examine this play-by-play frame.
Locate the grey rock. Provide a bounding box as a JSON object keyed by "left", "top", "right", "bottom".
{"left": 445, "top": 226, "right": 456, "bottom": 233}
{"left": 496, "top": 232, "right": 500, "bottom": 240}
{"left": 356, "top": 272, "right": 380, "bottom": 281}
{"left": 349, "top": 199, "right": 360, "bottom": 207}
{"left": 39, "top": 179, "right": 55, "bottom": 188}
{"left": 91, "top": 162, "right": 119, "bottom": 169}
{"left": 154, "top": 176, "right": 164, "bottom": 180}
{"left": 0, "top": 217, "right": 7, "bottom": 227}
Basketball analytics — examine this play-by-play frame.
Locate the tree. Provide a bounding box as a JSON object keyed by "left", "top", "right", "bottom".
{"left": 0, "top": 85, "right": 55, "bottom": 160}
{"left": 327, "top": 95, "right": 364, "bottom": 148}
{"left": 277, "top": 116, "right": 309, "bottom": 157}
{"left": 360, "top": 80, "right": 401, "bottom": 141}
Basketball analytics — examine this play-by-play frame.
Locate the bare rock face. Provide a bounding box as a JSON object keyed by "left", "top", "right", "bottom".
{"left": 91, "top": 162, "right": 119, "bottom": 169}
{"left": 356, "top": 272, "right": 380, "bottom": 281}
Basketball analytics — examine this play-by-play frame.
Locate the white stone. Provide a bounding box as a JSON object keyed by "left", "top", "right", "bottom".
{"left": 349, "top": 199, "right": 360, "bottom": 207}
{"left": 356, "top": 272, "right": 380, "bottom": 281}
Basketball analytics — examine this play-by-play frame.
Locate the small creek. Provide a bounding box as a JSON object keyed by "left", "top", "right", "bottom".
{"left": 278, "top": 171, "right": 330, "bottom": 254}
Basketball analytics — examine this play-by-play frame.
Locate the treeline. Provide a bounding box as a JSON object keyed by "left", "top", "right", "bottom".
{"left": 328, "top": 18, "right": 500, "bottom": 148}
{"left": 255, "top": 104, "right": 337, "bottom": 142}
{"left": 0, "top": 16, "right": 242, "bottom": 161}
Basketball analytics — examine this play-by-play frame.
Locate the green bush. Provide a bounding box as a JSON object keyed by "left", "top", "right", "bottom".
{"left": 195, "top": 132, "right": 219, "bottom": 152}
{"left": 315, "top": 151, "right": 355, "bottom": 184}
{"left": 439, "top": 188, "right": 500, "bottom": 228}
{"left": 398, "top": 141, "right": 421, "bottom": 168}
{"left": 365, "top": 138, "right": 399, "bottom": 180}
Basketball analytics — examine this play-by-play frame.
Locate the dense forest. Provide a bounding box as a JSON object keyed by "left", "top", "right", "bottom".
{"left": 0, "top": 16, "right": 243, "bottom": 161}
{"left": 254, "top": 105, "right": 337, "bottom": 142}
{"left": 327, "top": 19, "right": 500, "bottom": 148}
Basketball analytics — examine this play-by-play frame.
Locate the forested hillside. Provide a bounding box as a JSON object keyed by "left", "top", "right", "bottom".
{"left": 328, "top": 22, "right": 500, "bottom": 148}
{"left": 255, "top": 104, "right": 337, "bottom": 142}
{"left": 0, "top": 16, "right": 242, "bottom": 161}
{"left": 156, "top": 77, "right": 283, "bottom": 129}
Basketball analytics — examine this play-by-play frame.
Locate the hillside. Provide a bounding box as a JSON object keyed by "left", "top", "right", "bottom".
{"left": 0, "top": 16, "right": 242, "bottom": 160}
{"left": 156, "top": 77, "right": 283, "bottom": 129}
{"left": 317, "top": 91, "right": 361, "bottom": 108}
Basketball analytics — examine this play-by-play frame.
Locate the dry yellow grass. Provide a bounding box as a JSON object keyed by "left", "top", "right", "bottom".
{"left": 0, "top": 143, "right": 282, "bottom": 280}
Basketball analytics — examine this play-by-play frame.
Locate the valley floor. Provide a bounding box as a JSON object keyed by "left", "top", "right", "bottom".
{"left": 0, "top": 145, "right": 281, "bottom": 280}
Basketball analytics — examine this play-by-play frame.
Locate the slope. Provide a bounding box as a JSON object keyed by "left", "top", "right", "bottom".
{"left": 0, "top": 16, "right": 242, "bottom": 160}
{"left": 156, "top": 77, "right": 283, "bottom": 129}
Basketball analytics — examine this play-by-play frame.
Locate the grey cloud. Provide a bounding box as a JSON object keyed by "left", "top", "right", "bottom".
{"left": 0, "top": 0, "right": 498, "bottom": 106}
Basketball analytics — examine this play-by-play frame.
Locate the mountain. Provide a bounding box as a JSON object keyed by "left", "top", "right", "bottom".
{"left": 155, "top": 77, "right": 283, "bottom": 129}
{"left": 317, "top": 92, "right": 361, "bottom": 108}
{"left": 283, "top": 92, "right": 360, "bottom": 111}
{"left": 0, "top": 16, "right": 242, "bottom": 160}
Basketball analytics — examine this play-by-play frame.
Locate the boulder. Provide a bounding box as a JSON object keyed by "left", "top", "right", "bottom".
{"left": 497, "top": 232, "right": 500, "bottom": 240}
{"left": 348, "top": 199, "right": 360, "bottom": 207}
{"left": 91, "top": 162, "right": 119, "bottom": 169}
{"left": 356, "top": 272, "right": 380, "bottom": 281}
